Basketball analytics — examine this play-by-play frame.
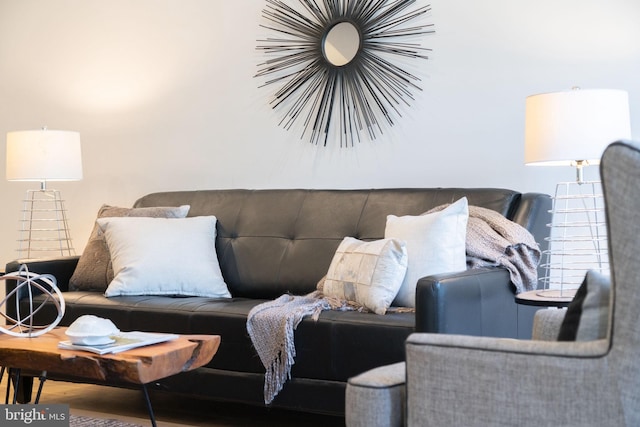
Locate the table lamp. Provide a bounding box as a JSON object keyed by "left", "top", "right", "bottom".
{"left": 525, "top": 88, "right": 631, "bottom": 298}
{"left": 6, "top": 129, "right": 83, "bottom": 258}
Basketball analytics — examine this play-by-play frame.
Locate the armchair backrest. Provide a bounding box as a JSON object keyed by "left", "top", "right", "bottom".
{"left": 600, "top": 140, "right": 640, "bottom": 417}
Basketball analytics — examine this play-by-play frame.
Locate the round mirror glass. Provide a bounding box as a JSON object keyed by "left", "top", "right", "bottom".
{"left": 323, "top": 22, "right": 361, "bottom": 66}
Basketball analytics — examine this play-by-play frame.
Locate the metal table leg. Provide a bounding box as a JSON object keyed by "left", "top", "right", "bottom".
{"left": 4, "top": 367, "right": 12, "bottom": 404}
{"left": 141, "top": 384, "right": 157, "bottom": 427}
{"left": 11, "top": 368, "right": 21, "bottom": 404}
{"left": 3, "top": 369, "right": 46, "bottom": 404}
{"left": 34, "top": 371, "right": 47, "bottom": 404}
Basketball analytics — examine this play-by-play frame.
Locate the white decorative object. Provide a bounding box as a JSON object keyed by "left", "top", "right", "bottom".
{"left": 525, "top": 88, "right": 631, "bottom": 298}
{"left": 6, "top": 128, "right": 83, "bottom": 258}
{"left": 65, "top": 315, "right": 120, "bottom": 345}
{"left": 0, "top": 264, "right": 65, "bottom": 337}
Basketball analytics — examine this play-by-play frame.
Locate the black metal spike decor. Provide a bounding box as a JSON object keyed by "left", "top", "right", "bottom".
{"left": 255, "top": 0, "right": 434, "bottom": 147}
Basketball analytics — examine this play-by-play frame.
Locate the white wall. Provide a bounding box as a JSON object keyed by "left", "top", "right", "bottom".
{"left": 0, "top": 0, "right": 639, "bottom": 267}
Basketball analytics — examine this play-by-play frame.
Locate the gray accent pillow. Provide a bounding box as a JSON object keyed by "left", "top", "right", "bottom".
{"left": 69, "top": 204, "right": 190, "bottom": 292}
{"left": 557, "top": 270, "right": 611, "bottom": 341}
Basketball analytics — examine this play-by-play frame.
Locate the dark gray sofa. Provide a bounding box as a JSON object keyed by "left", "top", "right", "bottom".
{"left": 5, "top": 188, "right": 551, "bottom": 416}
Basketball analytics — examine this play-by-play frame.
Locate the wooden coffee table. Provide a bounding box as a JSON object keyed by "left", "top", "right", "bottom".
{"left": 0, "top": 327, "right": 220, "bottom": 427}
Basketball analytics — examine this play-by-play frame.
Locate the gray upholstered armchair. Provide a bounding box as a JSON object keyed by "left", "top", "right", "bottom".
{"left": 346, "top": 140, "right": 640, "bottom": 427}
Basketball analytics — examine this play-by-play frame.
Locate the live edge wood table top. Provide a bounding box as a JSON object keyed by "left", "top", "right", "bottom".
{"left": 0, "top": 327, "right": 221, "bottom": 385}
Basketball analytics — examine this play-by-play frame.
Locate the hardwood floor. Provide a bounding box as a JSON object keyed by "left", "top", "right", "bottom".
{"left": 0, "top": 374, "right": 345, "bottom": 427}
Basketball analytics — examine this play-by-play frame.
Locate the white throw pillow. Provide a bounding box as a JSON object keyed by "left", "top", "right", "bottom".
{"left": 97, "top": 216, "right": 231, "bottom": 298}
{"left": 385, "top": 197, "right": 469, "bottom": 307}
{"left": 323, "top": 237, "right": 408, "bottom": 315}
{"left": 69, "top": 204, "right": 191, "bottom": 292}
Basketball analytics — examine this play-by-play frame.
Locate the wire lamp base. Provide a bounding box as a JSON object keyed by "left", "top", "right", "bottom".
{"left": 540, "top": 180, "right": 609, "bottom": 298}
{"left": 17, "top": 188, "right": 75, "bottom": 258}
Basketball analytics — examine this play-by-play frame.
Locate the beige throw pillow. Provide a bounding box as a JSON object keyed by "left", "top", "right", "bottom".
{"left": 69, "top": 204, "right": 190, "bottom": 292}
{"left": 322, "top": 237, "right": 408, "bottom": 315}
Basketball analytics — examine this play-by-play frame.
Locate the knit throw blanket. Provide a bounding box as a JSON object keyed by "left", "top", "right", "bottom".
{"left": 428, "top": 203, "right": 541, "bottom": 293}
{"left": 247, "top": 205, "right": 541, "bottom": 404}
{"left": 246, "top": 292, "right": 329, "bottom": 404}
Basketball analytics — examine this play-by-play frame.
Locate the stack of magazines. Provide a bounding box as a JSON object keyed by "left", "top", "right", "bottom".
{"left": 58, "top": 331, "right": 179, "bottom": 355}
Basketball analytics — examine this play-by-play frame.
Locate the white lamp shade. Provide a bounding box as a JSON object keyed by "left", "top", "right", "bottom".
{"left": 6, "top": 130, "right": 83, "bottom": 181}
{"left": 525, "top": 89, "right": 631, "bottom": 166}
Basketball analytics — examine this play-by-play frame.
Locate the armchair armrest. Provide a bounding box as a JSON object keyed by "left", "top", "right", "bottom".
{"left": 407, "top": 332, "right": 608, "bottom": 357}
{"left": 532, "top": 308, "right": 566, "bottom": 341}
{"left": 405, "top": 333, "right": 614, "bottom": 426}
{"left": 415, "top": 267, "right": 519, "bottom": 337}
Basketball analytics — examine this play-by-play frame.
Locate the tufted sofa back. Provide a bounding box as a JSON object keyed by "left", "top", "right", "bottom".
{"left": 134, "top": 188, "right": 551, "bottom": 299}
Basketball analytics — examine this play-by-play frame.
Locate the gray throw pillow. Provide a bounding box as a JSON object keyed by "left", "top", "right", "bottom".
{"left": 68, "top": 204, "right": 190, "bottom": 292}
{"left": 557, "top": 270, "right": 611, "bottom": 341}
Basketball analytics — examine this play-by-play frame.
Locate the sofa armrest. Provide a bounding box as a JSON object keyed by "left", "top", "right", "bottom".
{"left": 511, "top": 192, "right": 552, "bottom": 242}
{"left": 5, "top": 256, "right": 79, "bottom": 294}
{"left": 4, "top": 257, "right": 79, "bottom": 321}
{"left": 415, "top": 267, "right": 520, "bottom": 337}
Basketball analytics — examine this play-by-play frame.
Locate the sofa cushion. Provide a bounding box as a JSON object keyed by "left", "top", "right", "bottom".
{"left": 323, "top": 237, "right": 408, "bottom": 315}
{"left": 97, "top": 216, "right": 231, "bottom": 298}
{"left": 69, "top": 204, "right": 190, "bottom": 292}
{"left": 385, "top": 197, "right": 469, "bottom": 307}
{"left": 557, "top": 270, "right": 610, "bottom": 341}
{"left": 25, "top": 292, "right": 414, "bottom": 382}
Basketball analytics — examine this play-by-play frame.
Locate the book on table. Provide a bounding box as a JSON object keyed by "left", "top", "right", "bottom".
{"left": 58, "top": 331, "right": 179, "bottom": 355}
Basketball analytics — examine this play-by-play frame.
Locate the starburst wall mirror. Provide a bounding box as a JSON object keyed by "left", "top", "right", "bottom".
{"left": 255, "top": 0, "right": 434, "bottom": 147}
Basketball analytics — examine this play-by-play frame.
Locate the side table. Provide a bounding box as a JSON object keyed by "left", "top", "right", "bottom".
{"left": 515, "top": 289, "right": 574, "bottom": 308}
{"left": 515, "top": 290, "right": 573, "bottom": 338}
